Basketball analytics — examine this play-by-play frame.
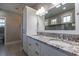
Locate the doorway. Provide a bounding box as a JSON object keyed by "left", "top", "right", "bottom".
{"left": 0, "top": 17, "right": 6, "bottom": 45}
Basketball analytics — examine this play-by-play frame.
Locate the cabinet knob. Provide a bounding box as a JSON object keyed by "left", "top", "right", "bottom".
{"left": 29, "top": 43, "right": 31, "bottom": 46}
{"left": 35, "top": 51, "right": 39, "bottom": 55}
{"left": 35, "top": 43, "right": 39, "bottom": 46}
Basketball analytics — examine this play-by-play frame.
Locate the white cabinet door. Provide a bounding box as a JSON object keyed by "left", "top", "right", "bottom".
{"left": 23, "top": 6, "right": 37, "bottom": 35}
{"left": 40, "top": 42, "right": 67, "bottom": 56}
{"left": 26, "top": 6, "right": 37, "bottom": 35}
{"left": 23, "top": 34, "right": 28, "bottom": 53}
{"left": 46, "top": 46, "right": 67, "bottom": 56}
{"left": 40, "top": 42, "right": 48, "bottom": 56}
{"left": 23, "top": 6, "right": 38, "bottom": 55}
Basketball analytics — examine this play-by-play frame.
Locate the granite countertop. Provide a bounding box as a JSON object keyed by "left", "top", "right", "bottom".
{"left": 27, "top": 35, "right": 79, "bottom": 56}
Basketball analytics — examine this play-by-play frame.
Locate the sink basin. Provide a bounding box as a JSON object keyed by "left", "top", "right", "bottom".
{"left": 49, "top": 39, "right": 61, "bottom": 41}
{"left": 48, "top": 39, "right": 72, "bottom": 48}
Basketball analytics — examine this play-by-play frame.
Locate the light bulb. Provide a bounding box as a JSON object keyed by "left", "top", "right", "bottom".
{"left": 36, "top": 6, "right": 48, "bottom": 16}
{"left": 63, "top": 7, "right": 66, "bottom": 10}
{"left": 51, "top": 3, "right": 60, "bottom": 6}
{"left": 56, "top": 4, "right": 61, "bottom": 8}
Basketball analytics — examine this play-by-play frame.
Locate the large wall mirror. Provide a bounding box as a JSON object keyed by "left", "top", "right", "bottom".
{"left": 45, "top": 3, "right": 75, "bottom": 30}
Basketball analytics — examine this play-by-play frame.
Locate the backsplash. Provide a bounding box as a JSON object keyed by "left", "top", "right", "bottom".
{"left": 37, "top": 32, "right": 79, "bottom": 42}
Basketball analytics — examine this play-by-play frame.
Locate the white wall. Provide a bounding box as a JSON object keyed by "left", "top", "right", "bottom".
{"left": 38, "top": 4, "right": 79, "bottom": 35}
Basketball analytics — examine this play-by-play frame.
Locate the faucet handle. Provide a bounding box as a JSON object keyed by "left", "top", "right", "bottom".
{"left": 60, "top": 34, "right": 63, "bottom": 40}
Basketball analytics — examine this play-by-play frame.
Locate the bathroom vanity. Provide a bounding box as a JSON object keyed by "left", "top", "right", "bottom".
{"left": 23, "top": 34, "right": 78, "bottom": 56}
{"left": 22, "top": 3, "right": 79, "bottom": 56}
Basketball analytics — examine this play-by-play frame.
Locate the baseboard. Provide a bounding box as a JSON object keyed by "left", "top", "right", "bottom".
{"left": 5, "top": 40, "right": 21, "bottom": 45}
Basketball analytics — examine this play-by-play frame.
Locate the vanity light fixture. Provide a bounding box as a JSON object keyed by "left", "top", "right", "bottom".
{"left": 51, "top": 3, "right": 60, "bottom": 6}
{"left": 36, "top": 7, "right": 48, "bottom": 16}
{"left": 56, "top": 4, "right": 61, "bottom": 8}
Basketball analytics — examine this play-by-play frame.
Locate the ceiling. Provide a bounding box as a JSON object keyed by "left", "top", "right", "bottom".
{"left": 0, "top": 3, "right": 38, "bottom": 14}
{"left": 0, "top": 3, "right": 53, "bottom": 14}
{"left": 0, "top": 3, "right": 75, "bottom": 17}
{"left": 0, "top": 3, "right": 54, "bottom": 15}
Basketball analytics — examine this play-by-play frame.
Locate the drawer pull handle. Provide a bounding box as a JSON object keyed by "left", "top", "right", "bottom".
{"left": 29, "top": 43, "right": 31, "bottom": 46}
{"left": 35, "top": 51, "right": 39, "bottom": 55}
{"left": 35, "top": 43, "right": 39, "bottom": 46}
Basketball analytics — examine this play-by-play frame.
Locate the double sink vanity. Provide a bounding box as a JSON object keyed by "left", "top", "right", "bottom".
{"left": 22, "top": 3, "right": 79, "bottom": 56}
{"left": 23, "top": 34, "right": 79, "bottom": 56}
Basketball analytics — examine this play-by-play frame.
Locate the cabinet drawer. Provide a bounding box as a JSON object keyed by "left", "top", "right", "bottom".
{"left": 28, "top": 42, "right": 40, "bottom": 56}
{"left": 31, "top": 47, "right": 40, "bottom": 56}
{"left": 27, "top": 37, "right": 40, "bottom": 56}
{"left": 28, "top": 37, "right": 40, "bottom": 50}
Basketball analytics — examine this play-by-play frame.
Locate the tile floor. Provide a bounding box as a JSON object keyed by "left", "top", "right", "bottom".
{"left": 0, "top": 43, "right": 27, "bottom": 56}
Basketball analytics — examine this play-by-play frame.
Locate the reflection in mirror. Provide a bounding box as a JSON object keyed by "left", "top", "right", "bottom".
{"left": 51, "top": 18, "right": 57, "bottom": 25}
{"left": 45, "top": 19, "right": 48, "bottom": 26}
{"left": 63, "top": 16, "right": 71, "bottom": 23}
{"left": 0, "top": 18, "right": 5, "bottom": 27}
{"left": 45, "top": 3, "right": 75, "bottom": 30}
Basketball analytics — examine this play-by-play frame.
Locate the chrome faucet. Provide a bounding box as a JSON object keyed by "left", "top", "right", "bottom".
{"left": 57, "top": 34, "right": 63, "bottom": 40}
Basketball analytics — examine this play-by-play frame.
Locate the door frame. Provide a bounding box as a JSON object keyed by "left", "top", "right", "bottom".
{"left": 0, "top": 16, "right": 6, "bottom": 45}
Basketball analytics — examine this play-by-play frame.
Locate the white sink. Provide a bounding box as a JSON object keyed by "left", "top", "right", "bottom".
{"left": 48, "top": 39, "right": 72, "bottom": 48}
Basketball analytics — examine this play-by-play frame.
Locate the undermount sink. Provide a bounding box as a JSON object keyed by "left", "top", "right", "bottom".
{"left": 48, "top": 39, "right": 72, "bottom": 48}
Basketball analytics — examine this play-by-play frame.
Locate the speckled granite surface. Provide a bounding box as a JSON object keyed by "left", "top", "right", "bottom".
{"left": 37, "top": 32, "right": 79, "bottom": 42}
{"left": 28, "top": 35, "right": 79, "bottom": 56}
